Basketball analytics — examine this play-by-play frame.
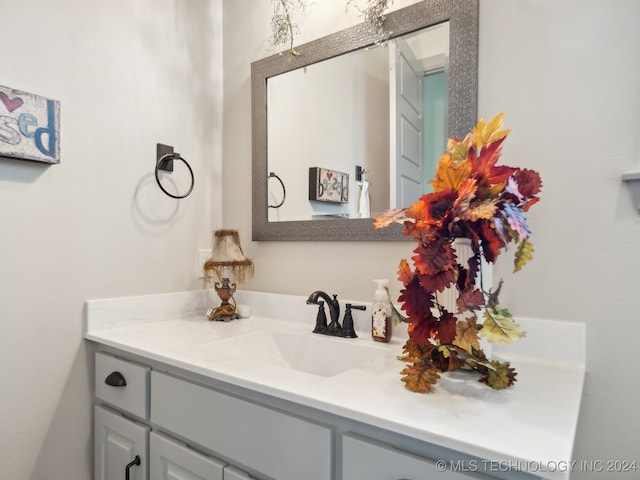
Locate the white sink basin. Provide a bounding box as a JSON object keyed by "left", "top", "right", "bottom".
{"left": 198, "top": 330, "right": 386, "bottom": 377}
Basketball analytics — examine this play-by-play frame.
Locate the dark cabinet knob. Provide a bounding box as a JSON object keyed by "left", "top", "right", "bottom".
{"left": 105, "top": 371, "right": 127, "bottom": 387}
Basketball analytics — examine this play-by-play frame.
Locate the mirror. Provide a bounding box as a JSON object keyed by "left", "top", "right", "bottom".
{"left": 252, "top": 0, "right": 478, "bottom": 241}
{"left": 267, "top": 23, "right": 449, "bottom": 222}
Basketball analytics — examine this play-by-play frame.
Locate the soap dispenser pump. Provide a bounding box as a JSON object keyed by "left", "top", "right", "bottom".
{"left": 372, "top": 279, "right": 392, "bottom": 343}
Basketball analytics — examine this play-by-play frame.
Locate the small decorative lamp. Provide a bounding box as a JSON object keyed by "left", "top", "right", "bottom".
{"left": 203, "top": 229, "right": 254, "bottom": 321}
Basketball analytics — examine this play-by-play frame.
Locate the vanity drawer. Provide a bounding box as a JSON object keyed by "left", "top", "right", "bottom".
{"left": 151, "top": 371, "right": 332, "bottom": 480}
{"left": 342, "top": 433, "right": 486, "bottom": 480}
{"left": 95, "top": 352, "right": 150, "bottom": 419}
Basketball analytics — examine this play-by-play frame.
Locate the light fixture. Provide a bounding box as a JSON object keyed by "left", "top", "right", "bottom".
{"left": 203, "top": 229, "right": 254, "bottom": 321}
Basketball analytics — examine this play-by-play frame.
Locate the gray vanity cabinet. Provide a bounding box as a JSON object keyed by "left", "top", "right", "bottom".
{"left": 94, "top": 350, "right": 519, "bottom": 480}
{"left": 94, "top": 352, "right": 255, "bottom": 480}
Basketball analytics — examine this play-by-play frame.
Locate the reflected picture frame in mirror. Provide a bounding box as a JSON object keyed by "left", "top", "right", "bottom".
{"left": 252, "top": 0, "right": 478, "bottom": 241}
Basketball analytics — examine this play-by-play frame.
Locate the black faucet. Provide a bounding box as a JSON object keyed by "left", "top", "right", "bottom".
{"left": 306, "top": 291, "right": 366, "bottom": 338}
{"left": 306, "top": 291, "right": 340, "bottom": 333}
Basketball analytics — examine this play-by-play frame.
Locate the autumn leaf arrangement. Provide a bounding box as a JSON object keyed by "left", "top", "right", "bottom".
{"left": 375, "top": 113, "right": 542, "bottom": 392}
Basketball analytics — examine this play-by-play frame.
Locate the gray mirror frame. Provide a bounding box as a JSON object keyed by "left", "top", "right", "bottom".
{"left": 252, "top": 0, "right": 478, "bottom": 241}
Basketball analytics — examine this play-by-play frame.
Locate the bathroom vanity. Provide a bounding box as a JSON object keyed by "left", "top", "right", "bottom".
{"left": 85, "top": 290, "right": 585, "bottom": 480}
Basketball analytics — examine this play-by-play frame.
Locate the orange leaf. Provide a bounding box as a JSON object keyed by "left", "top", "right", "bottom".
{"left": 397, "top": 259, "right": 414, "bottom": 285}
{"left": 399, "top": 338, "right": 434, "bottom": 362}
{"left": 400, "top": 363, "right": 440, "bottom": 393}
{"left": 373, "top": 208, "right": 408, "bottom": 228}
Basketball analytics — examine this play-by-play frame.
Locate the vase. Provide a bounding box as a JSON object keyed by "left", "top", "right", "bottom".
{"left": 435, "top": 238, "right": 473, "bottom": 315}
{"left": 435, "top": 238, "right": 492, "bottom": 358}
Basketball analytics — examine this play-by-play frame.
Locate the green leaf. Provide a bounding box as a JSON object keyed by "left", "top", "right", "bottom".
{"left": 480, "top": 306, "right": 525, "bottom": 344}
{"left": 384, "top": 285, "right": 408, "bottom": 325}
{"left": 514, "top": 238, "right": 534, "bottom": 272}
{"left": 479, "top": 360, "right": 518, "bottom": 389}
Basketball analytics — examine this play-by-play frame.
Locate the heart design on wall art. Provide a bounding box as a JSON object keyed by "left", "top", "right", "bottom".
{"left": 0, "top": 91, "right": 24, "bottom": 112}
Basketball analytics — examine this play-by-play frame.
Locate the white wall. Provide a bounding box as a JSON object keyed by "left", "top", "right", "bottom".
{"left": 0, "top": 0, "right": 222, "bottom": 479}
{"left": 223, "top": 1, "right": 640, "bottom": 479}
{"left": 1, "top": 1, "right": 637, "bottom": 478}
{"left": 267, "top": 46, "right": 389, "bottom": 221}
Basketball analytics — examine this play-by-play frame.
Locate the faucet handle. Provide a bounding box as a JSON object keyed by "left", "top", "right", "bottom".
{"left": 312, "top": 300, "right": 328, "bottom": 333}
{"left": 340, "top": 303, "right": 366, "bottom": 338}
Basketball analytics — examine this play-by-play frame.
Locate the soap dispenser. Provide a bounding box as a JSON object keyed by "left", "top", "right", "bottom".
{"left": 372, "top": 279, "right": 392, "bottom": 342}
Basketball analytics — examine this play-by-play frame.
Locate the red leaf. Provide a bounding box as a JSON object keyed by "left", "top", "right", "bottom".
{"left": 514, "top": 168, "right": 542, "bottom": 199}
{"left": 412, "top": 239, "right": 456, "bottom": 276}
{"left": 406, "top": 190, "right": 457, "bottom": 227}
{"left": 479, "top": 220, "right": 505, "bottom": 263}
{"left": 469, "top": 138, "right": 506, "bottom": 182}
{"left": 432, "top": 311, "right": 457, "bottom": 344}
{"left": 462, "top": 252, "right": 481, "bottom": 290}
{"left": 523, "top": 196, "right": 540, "bottom": 212}
{"left": 399, "top": 276, "right": 434, "bottom": 317}
{"left": 457, "top": 286, "right": 485, "bottom": 313}
{"left": 407, "top": 311, "right": 438, "bottom": 345}
{"left": 419, "top": 270, "right": 457, "bottom": 294}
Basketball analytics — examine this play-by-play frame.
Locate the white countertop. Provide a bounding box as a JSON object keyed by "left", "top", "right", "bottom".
{"left": 85, "top": 290, "right": 585, "bottom": 480}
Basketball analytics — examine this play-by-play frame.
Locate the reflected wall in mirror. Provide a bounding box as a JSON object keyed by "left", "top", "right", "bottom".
{"left": 268, "top": 23, "right": 448, "bottom": 223}
{"left": 253, "top": 0, "right": 478, "bottom": 241}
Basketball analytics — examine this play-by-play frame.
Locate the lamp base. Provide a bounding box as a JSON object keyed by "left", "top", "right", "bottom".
{"left": 206, "top": 305, "right": 239, "bottom": 322}
{"left": 207, "top": 278, "right": 239, "bottom": 321}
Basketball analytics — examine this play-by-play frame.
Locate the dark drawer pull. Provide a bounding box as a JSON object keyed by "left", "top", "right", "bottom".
{"left": 105, "top": 371, "right": 127, "bottom": 387}
{"left": 125, "top": 455, "right": 140, "bottom": 480}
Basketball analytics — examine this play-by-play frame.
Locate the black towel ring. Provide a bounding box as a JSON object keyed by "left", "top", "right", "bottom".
{"left": 155, "top": 153, "right": 194, "bottom": 199}
{"left": 268, "top": 172, "right": 286, "bottom": 209}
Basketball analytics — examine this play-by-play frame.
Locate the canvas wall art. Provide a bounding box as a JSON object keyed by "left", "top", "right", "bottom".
{"left": 309, "top": 167, "right": 349, "bottom": 203}
{"left": 0, "top": 85, "right": 60, "bottom": 164}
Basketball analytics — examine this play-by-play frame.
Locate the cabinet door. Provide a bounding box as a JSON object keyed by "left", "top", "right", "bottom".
{"left": 342, "top": 434, "right": 483, "bottom": 480}
{"left": 150, "top": 431, "right": 225, "bottom": 480}
{"left": 95, "top": 405, "right": 149, "bottom": 480}
{"left": 223, "top": 465, "right": 254, "bottom": 480}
